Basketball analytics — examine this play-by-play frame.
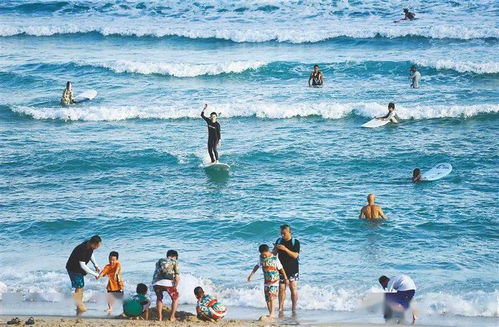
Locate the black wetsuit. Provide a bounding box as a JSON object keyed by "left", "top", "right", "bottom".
{"left": 201, "top": 111, "right": 221, "bottom": 163}
{"left": 311, "top": 71, "right": 323, "bottom": 86}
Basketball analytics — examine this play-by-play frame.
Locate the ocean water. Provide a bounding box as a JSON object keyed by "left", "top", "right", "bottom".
{"left": 0, "top": 0, "right": 498, "bottom": 325}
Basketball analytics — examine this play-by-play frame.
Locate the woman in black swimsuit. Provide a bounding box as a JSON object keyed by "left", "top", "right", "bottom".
{"left": 308, "top": 65, "right": 323, "bottom": 87}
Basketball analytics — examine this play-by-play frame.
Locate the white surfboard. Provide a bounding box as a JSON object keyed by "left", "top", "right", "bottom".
{"left": 422, "top": 163, "right": 452, "bottom": 181}
{"left": 204, "top": 162, "right": 230, "bottom": 172}
{"left": 74, "top": 89, "right": 97, "bottom": 103}
{"left": 362, "top": 118, "right": 390, "bottom": 128}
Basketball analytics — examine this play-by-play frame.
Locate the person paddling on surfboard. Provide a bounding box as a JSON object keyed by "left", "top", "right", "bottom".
{"left": 394, "top": 9, "right": 415, "bottom": 23}
{"left": 201, "top": 104, "right": 221, "bottom": 163}
{"left": 412, "top": 168, "right": 423, "bottom": 183}
{"left": 61, "top": 81, "right": 75, "bottom": 106}
{"left": 376, "top": 102, "right": 399, "bottom": 124}
{"left": 308, "top": 65, "right": 324, "bottom": 87}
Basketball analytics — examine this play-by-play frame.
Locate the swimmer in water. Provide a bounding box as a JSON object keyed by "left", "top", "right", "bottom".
{"left": 412, "top": 168, "right": 423, "bottom": 183}
{"left": 308, "top": 65, "right": 324, "bottom": 87}
{"left": 359, "top": 194, "right": 387, "bottom": 220}
{"left": 376, "top": 102, "right": 399, "bottom": 123}
{"left": 409, "top": 65, "right": 421, "bottom": 88}
{"left": 61, "top": 81, "right": 75, "bottom": 105}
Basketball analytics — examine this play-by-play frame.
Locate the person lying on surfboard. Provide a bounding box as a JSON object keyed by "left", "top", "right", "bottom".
{"left": 394, "top": 9, "right": 415, "bottom": 23}
{"left": 412, "top": 168, "right": 423, "bottom": 183}
{"left": 61, "top": 81, "right": 75, "bottom": 106}
{"left": 201, "top": 104, "right": 221, "bottom": 163}
{"left": 376, "top": 102, "right": 399, "bottom": 123}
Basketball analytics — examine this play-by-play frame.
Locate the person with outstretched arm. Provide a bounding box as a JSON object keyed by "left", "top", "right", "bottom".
{"left": 394, "top": 9, "right": 416, "bottom": 23}
{"left": 201, "top": 104, "right": 221, "bottom": 163}
{"left": 66, "top": 235, "right": 102, "bottom": 314}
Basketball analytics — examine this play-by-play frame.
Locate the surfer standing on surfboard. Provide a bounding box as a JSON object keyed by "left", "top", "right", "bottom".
{"left": 376, "top": 103, "right": 399, "bottom": 123}
{"left": 201, "top": 104, "right": 221, "bottom": 163}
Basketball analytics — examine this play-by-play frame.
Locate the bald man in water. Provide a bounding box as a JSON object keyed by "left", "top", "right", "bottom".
{"left": 359, "top": 194, "right": 387, "bottom": 220}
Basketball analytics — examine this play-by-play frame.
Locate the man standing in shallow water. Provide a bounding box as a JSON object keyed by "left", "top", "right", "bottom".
{"left": 66, "top": 235, "right": 102, "bottom": 314}
{"left": 273, "top": 224, "right": 300, "bottom": 314}
{"left": 359, "top": 194, "right": 387, "bottom": 220}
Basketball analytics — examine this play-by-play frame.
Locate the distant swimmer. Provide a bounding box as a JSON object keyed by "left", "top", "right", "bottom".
{"left": 359, "top": 193, "right": 387, "bottom": 220}
{"left": 379, "top": 274, "right": 417, "bottom": 323}
{"left": 409, "top": 65, "right": 421, "bottom": 88}
{"left": 308, "top": 65, "right": 324, "bottom": 87}
{"left": 412, "top": 168, "right": 423, "bottom": 183}
{"left": 376, "top": 102, "right": 399, "bottom": 124}
{"left": 201, "top": 104, "right": 221, "bottom": 163}
{"left": 394, "top": 8, "right": 416, "bottom": 22}
{"left": 61, "top": 81, "right": 75, "bottom": 105}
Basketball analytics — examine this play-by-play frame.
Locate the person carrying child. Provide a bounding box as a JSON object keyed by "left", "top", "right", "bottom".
{"left": 247, "top": 244, "right": 289, "bottom": 318}
{"left": 97, "top": 251, "right": 124, "bottom": 314}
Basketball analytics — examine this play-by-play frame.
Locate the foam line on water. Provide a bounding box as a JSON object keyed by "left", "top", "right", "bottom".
{"left": 10, "top": 103, "right": 499, "bottom": 122}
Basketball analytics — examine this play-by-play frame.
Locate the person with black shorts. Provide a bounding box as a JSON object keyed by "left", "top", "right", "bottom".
{"left": 273, "top": 224, "right": 300, "bottom": 313}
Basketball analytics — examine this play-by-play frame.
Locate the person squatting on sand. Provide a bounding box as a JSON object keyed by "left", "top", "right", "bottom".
{"left": 273, "top": 224, "right": 300, "bottom": 313}
{"left": 152, "top": 249, "right": 180, "bottom": 321}
{"left": 379, "top": 274, "right": 417, "bottom": 323}
{"left": 247, "top": 244, "right": 289, "bottom": 318}
{"left": 66, "top": 235, "right": 102, "bottom": 314}
{"left": 201, "top": 104, "right": 221, "bottom": 163}
{"left": 194, "top": 286, "right": 227, "bottom": 321}
{"left": 96, "top": 251, "right": 124, "bottom": 315}
{"left": 359, "top": 193, "right": 387, "bottom": 220}
{"left": 122, "top": 283, "right": 150, "bottom": 320}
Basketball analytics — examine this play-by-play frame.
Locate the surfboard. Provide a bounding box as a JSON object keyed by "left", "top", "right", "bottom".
{"left": 362, "top": 118, "right": 390, "bottom": 128}
{"left": 204, "top": 162, "right": 230, "bottom": 172}
{"left": 74, "top": 89, "right": 97, "bottom": 103}
{"left": 421, "top": 163, "right": 452, "bottom": 181}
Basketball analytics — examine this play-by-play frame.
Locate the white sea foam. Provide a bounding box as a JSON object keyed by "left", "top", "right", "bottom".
{"left": 11, "top": 103, "right": 499, "bottom": 122}
{"left": 88, "top": 60, "right": 267, "bottom": 77}
{"left": 0, "top": 270, "right": 497, "bottom": 317}
{"left": 415, "top": 59, "right": 499, "bottom": 74}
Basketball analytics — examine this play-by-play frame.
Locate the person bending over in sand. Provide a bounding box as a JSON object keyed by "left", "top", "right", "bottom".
{"left": 201, "top": 104, "right": 221, "bottom": 163}
{"left": 152, "top": 250, "right": 180, "bottom": 321}
{"left": 65, "top": 235, "right": 102, "bottom": 314}
{"left": 97, "top": 251, "right": 124, "bottom": 314}
{"left": 379, "top": 275, "right": 417, "bottom": 323}
{"left": 194, "top": 286, "right": 227, "bottom": 321}
{"left": 394, "top": 9, "right": 415, "bottom": 22}
{"left": 359, "top": 194, "right": 387, "bottom": 220}
{"left": 248, "top": 244, "right": 289, "bottom": 319}
{"left": 273, "top": 224, "right": 300, "bottom": 314}
{"left": 308, "top": 65, "right": 324, "bottom": 87}
{"left": 61, "top": 81, "right": 75, "bottom": 105}
{"left": 123, "top": 283, "right": 150, "bottom": 320}
{"left": 412, "top": 168, "right": 423, "bottom": 183}
{"left": 376, "top": 102, "right": 399, "bottom": 124}
{"left": 409, "top": 65, "right": 421, "bottom": 88}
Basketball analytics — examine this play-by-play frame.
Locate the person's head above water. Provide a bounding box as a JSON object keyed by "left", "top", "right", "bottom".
{"left": 280, "top": 224, "right": 292, "bottom": 241}
{"left": 378, "top": 275, "right": 390, "bottom": 289}
{"left": 313, "top": 64, "right": 319, "bottom": 72}
{"left": 413, "top": 168, "right": 421, "bottom": 177}
{"left": 403, "top": 8, "right": 409, "bottom": 14}
{"left": 388, "top": 102, "right": 395, "bottom": 111}
{"left": 210, "top": 112, "right": 217, "bottom": 123}
{"left": 367, "top": 193, "right": 376, "bottom": 205}
{"left": 194, "top": 286, "right": 205, "bottom": 299}
{"left": 66, "top": 81, "right": 72, "bottom": 90}
{"left": 411, "top": 65, "right": 417, "bottom": 72}
{"left": 166, "top": 249, "right": 178, "bottom": 259}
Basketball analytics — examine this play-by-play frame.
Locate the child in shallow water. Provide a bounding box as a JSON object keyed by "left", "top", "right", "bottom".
{"left": 97, "top": 251, "right": 124, "bottom": 314}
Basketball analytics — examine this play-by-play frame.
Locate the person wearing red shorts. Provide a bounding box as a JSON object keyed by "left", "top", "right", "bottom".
{"left": 152, "top": 250, "right": 180, "bottom": 321}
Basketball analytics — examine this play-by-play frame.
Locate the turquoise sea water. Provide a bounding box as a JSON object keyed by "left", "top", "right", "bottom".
{"left": 0, "top": 1, "right": 498, "bottom": 325}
